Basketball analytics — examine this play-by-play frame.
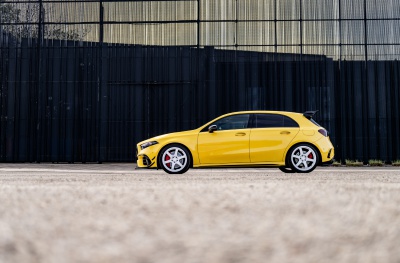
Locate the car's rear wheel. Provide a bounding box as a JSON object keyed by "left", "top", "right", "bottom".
{"left": 287, "top": 144, "right": 319, "bottom": 173}
{"left": 159, "top": 144, "right": 191, "bottom": 174}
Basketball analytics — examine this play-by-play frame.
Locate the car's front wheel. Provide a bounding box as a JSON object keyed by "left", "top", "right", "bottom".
{"left": 287, "top": 144, "right": 319, "bottom": 173}
{"left": 159, "top": 144, "right": 191, "bottom": 174}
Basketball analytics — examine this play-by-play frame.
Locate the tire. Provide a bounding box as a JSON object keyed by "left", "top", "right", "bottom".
{"left": 287, "top": 144, "right": 319, "bottom": 173}
{"left": 279, "top": 167, "right": 296, "bottom": 173}
{"left": 159, "top": 144, "right": 191, "bottom": 174}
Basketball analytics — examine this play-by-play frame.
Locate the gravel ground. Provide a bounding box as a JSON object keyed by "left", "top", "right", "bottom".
{"left": 0, "top": 164, "right": 400, "bottom": 263}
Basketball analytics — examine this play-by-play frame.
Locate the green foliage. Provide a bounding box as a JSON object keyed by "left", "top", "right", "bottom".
{"left": 368, "top": 159, "right": 384, "bottom": 167}
{"left": 330, "top": 160, "right": 342, "bottom": 167}
{"left": 392, "top": 160, "right": 400, "bottom": 166}
{"left": 345, "top": 159, "right": 364, "bottom": 167}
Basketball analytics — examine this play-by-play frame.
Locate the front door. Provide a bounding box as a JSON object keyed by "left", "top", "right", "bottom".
{"left": 197, "top": 114, "right": 251, "bottom": 164}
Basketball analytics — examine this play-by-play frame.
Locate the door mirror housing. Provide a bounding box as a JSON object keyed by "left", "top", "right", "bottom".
{"left": 208, "top": 125, "right": 217, "bottom": 133}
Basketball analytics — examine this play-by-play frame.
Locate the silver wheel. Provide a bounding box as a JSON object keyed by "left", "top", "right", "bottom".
{"left": 289, "top": 145, "right": 318, "bottom": 173}
{"left": 160, "top": 146, "right": 190, "bottom": 174}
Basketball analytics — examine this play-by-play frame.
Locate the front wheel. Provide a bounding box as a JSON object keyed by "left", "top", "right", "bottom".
{"left": 159, "top": 144, "right": 191, "bottom": 174}
{"left": 287, "top": 144, "right": 319, "bottom": 173}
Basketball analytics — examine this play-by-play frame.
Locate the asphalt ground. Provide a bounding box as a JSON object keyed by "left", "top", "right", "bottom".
{"left": 0, "top": 164, "right": 399, "bottom": 263}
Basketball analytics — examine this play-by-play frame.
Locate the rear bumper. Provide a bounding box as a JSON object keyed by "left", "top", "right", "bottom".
{"left": 314, "top": 137, "right": 335, "bottom": 163}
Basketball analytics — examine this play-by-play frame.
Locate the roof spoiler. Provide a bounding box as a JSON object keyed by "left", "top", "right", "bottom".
{"left": 303, "top": 110, "right": 319, "bottom": 119}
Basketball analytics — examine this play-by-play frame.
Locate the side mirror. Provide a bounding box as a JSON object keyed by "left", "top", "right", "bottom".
{"left": 208, "top": 125, "right": 217, "bottom": 133}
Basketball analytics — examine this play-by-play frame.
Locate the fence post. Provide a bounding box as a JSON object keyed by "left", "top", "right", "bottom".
{"left": 36, "top": 0, "right": 44, "bottom": 162}
{"left": 97, "top": 0, "right": 106, "bottom": 163}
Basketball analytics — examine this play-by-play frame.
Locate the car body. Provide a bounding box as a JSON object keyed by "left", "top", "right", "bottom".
{"left": 136, "top": 111, "right": 334, "bottom": 174}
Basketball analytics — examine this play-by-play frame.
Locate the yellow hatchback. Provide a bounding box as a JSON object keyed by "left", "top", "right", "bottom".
{"left": 136, "top": 111, "right": 334, "bottom": 174}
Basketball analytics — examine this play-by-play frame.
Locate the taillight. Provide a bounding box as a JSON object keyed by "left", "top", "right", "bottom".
{"left": 318, "top": 129, "right": 328, "bottom": 137}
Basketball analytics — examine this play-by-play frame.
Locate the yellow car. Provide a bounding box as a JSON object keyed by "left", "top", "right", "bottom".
{"left": 136, "top": 111, "right": 334, "bottom": 174}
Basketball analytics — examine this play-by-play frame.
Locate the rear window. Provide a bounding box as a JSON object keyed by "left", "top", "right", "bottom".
{"left": 253, "top": 114, "right": 299, "bottom": 128}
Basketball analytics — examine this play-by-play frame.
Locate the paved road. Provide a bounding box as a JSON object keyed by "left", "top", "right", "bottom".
{"left": 1, "top": 164, "right": 399, "bottom": 263}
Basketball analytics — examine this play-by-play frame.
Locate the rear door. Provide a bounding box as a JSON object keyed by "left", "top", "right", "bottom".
{"left": 250, "top": 114, "right": 299, "bottom": 162}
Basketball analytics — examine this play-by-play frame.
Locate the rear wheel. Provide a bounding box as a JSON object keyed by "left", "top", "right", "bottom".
{"left": 159, "top": 144, "right": 191, "bottom": 174}
{"left": 287, "top": 144, "right": 319, "bottom": 173}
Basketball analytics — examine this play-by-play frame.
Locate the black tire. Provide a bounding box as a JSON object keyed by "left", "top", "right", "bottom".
{"left": 287, "top": 144, "right": 319, "bottom": 173}
{"left": 159, "top": 144, "right": 191, "bottom": 174}
{"left": 279, "top": 167, "right": 296, "bottom": 173}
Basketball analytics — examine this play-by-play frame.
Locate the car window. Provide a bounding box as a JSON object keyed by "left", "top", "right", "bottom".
{"left": 253, "top": 114, "right": 299, "bottom": 128}
{"left": 283, "top": 116, "right": 299, "bottom": 127}
{"left": 211, "top": 114, "right": 250, "bottom": 131}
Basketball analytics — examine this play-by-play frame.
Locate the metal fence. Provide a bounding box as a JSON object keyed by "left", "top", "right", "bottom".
{"left": 1, "top": 0, "right": 400, "bottom": 163}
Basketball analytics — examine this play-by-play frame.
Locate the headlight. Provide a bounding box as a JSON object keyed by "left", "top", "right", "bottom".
{"left": 140, "top": 141, "right": 158, "bottom": 150}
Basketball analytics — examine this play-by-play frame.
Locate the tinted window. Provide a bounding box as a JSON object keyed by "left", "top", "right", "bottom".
{"left": 255, "top": 114, "right": 283, "bottom": 128}
{"left": 284, "top": 116, "right": 299, "bottom": 127}
{"left": 211, "top": 114, "right": 250, "bottom": 131}
{"left": 254, "top": 114, "right": 299, "bottom": 128}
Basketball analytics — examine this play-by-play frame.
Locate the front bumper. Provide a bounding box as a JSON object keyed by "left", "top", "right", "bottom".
{"left": 137, "top": 154, "right": 153, "bottom": 167}
{"left": 136, "top": 145, "right": 161, "bottom": 168}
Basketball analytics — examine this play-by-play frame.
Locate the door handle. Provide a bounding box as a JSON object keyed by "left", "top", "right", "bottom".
{"left": 235, "top": 132, "right": 246, "bottom": 136}
{"left": 280, "top": 131, "right": 291, "bottom": 135}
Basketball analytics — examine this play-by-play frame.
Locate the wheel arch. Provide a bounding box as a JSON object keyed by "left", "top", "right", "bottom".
{"left": 157, "top": 143, "right": 194, "bottom": 169}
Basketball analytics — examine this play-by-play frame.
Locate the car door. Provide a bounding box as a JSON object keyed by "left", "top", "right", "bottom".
{"left": 250, "top": 114, "right": 299, "bottom": 162}
{"left": 197, "top": 114, "right": 251, "bottom": 164}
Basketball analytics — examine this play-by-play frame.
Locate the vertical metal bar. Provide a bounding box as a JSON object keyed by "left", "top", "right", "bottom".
{"left": 274, "top": 0, "right": 277, "bottom": 54}
{"left": 197, "top": 0, "right": 200, "bottom": 49}
{"left": 36, "top": 0, "right": 44, "bottom": 162}
{"left": 299, "top": 0, "right": 303, "bottom": 58}
{"left": 5, "top": 34, "right": 16, "bottom": 161}
{"left": 338, "top": 0, "right": 342, "bottom": 62}
{"left": 19, "top": 39, "right": 30, "bottom": 161}
{"left": 38, "top": 0, "right": 44, "bottom": 42}
{"left": 337, "top": 0, "right": 343, "bottom": 162}
{"left": 100, "top": 1, "right": 104, "bottom": 45}
{"left": 97, "top": 0, "right": 104, "bottom": 163}
{"left": 363, "top": 0, "right": 368, "bottom": 64}
{"left": 235, "top": 0, "right": 238, "bottom": 50}
{"left": 363, "top": 0, "right": 370, "bottom": 162}
{"left": 196, "top": 0, "right": 201, "bottom": 124}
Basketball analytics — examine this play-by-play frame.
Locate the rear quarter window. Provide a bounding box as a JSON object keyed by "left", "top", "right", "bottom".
{"left": 283, "top": 116, "right": 299, "bottom": 127}
{"left": 253, "top": 114, "right": 299, "bottom": 128}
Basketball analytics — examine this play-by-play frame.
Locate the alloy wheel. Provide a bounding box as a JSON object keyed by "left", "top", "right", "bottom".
{"left": 290, "top": 145, "right": 318, "bottom": 172}
{"left": 161, "top": 146, "right": 189, "bottom": 174}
